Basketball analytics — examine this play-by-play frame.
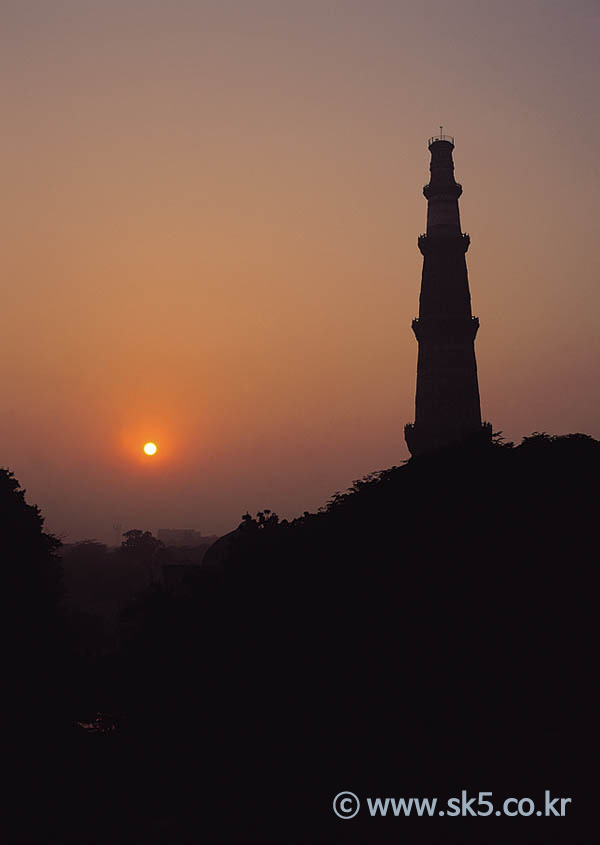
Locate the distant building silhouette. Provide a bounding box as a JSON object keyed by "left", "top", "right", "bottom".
{"left": 157, "top": 528, "right": 218, "bottom": 547}
{"left": 405, "top": 134, "right": 492, "bottom": 456}
{"left": 160, "top": 529, "right": 223, "bottom": 593}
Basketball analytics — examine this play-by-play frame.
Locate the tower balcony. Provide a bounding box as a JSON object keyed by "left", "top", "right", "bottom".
{"left": 412, "top": 315, "right": 480, "bottom": 341}
{"left": 418, "top": 232, "right": 470, "bottom": 255}
{"left": 405, "top": 420, "right": 492, "bottom": 457}
{"left": 423, "top": 181, "right": 463, "bottom": 200}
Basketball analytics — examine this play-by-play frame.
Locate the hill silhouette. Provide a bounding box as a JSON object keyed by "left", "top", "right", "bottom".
{"left": 4, "top": 433, "right": 597, "bottom": 843}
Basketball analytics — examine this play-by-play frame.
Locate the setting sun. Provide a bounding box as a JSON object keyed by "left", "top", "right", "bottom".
{"left": 143, "top": 442, "right": 158, "bottom": 456}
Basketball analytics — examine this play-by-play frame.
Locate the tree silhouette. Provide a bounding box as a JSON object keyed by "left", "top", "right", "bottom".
{"left": 2, "top": 467, "right": 62, "bottom": 637}
{"left": 119, "top": 528, "right": 163, "bottom": 582}
{"left": 2, "top": 468, "right": 66, "bottom": 748}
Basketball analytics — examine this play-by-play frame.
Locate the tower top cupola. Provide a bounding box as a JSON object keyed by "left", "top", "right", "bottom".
{"left": 421, "top": 130, "right": 463, "bottom": 237}
{"left": 424, "top": 134, "right": 462, "bottom": 201}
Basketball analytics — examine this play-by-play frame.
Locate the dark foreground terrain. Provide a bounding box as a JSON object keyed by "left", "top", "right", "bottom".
{"left": 4, "top": 433, "right": 597, "bottom": 842}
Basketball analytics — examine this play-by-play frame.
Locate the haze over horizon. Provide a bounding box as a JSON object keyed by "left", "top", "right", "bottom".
{"left": 2, "top": 0, "right": 599, "bottom": 544}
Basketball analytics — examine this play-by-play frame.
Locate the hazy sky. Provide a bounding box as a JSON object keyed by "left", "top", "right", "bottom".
{"left": 2, "top": 0, "right": 599, "bottom": 543}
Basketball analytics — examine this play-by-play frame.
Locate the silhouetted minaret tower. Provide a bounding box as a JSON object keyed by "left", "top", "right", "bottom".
{"left": 405, "top": 133, "right": 491, "bottom": 456}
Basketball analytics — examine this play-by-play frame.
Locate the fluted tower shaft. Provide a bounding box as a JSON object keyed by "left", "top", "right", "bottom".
{"left": 405, "top": 136, "right": 491, "bottom": 456}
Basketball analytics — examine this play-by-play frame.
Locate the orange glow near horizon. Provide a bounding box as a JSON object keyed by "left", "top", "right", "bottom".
{"left": 2, "top": 1, "right": 598, "bottom": 544}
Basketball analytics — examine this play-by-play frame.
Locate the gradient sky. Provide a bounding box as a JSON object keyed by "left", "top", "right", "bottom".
{"left": 2, "top": 0, "right": 599, "bottom": 543}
